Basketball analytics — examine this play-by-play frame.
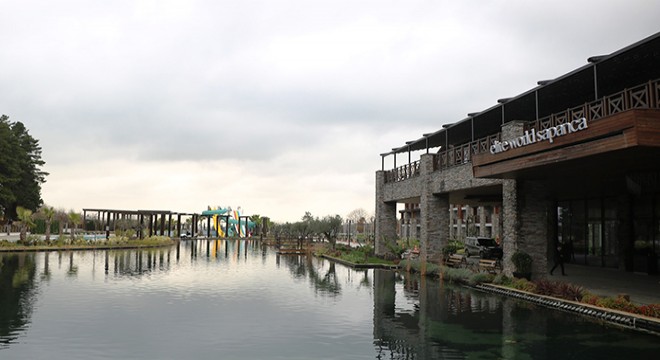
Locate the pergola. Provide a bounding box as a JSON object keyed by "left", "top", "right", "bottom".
{"left": 82, "top": 208, "right": 198, "bottom": 239}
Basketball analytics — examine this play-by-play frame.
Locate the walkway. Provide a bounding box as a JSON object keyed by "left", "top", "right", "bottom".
{"left": 550, "top": 263, "right": 660, "bottom": 305}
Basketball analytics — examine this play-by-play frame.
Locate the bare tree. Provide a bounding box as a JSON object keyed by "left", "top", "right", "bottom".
{"left": 346, "top": 208, "right": 368, "bottom": 235}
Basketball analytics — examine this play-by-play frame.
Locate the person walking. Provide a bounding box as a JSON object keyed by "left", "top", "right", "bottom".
{"left": 550, "top": 242, "right": 566, "bottom": 276}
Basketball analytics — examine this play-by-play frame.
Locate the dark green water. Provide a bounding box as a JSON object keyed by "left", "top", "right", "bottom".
{"left": 1, "top": 240, "right": 658, "bottom": 359}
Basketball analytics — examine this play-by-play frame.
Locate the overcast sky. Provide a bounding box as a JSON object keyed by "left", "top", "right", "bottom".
{"left": 1, "top": 1, "right": 658, "bottom": 223}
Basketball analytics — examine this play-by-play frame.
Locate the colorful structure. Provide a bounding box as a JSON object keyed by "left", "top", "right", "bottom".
{"left": 200, "top": 206, "right": 255, "bottom": 237}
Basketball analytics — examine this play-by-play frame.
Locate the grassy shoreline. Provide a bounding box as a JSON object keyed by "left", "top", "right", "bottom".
{"left": 0, "top": 237, "right": 176, "bottom": 252}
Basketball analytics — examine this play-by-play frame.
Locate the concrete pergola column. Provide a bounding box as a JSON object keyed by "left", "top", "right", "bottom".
{"left": 375, "top": 171, "right": 398, "bottom": 256}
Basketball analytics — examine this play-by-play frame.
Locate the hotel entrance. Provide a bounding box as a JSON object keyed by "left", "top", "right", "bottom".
{"left": 557, "top": 197, "right": 619, "bottom": 268}
{"left": 557, "top": 192, "right": 659, "bottom": 274}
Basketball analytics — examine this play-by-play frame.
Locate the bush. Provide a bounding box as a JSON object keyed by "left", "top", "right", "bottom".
{"left": 442, "top": 243, "right": 461, "bottom": 257}
{"left": 424, "top": 263, "right": 440, "bottom": 276}
{"left": 511, "top": 278, "right": 536, "bottom": 293}
{"left": 469, "top": 272, "right": 494, "bottom": 286}
{"left": 442, "top": 267, "right": 473, "bottom": 284}
{"left": 556, "top": 282, "right": 585, "bottom": 302}
{"left": 511, "top": 250, "right": 533, "bottom": 274}
{"left": 636, "top": 304, "right": 660, "bottom": 318}
{"left": 385, "top": 240, "right": 405, "bottom": 259}
{"left": 581, "top": 292, "right": 600, "bottom": 306}
{"left": 597, "top": 295, "right": 638, "bottom": 313}
{"left": 492, "top": 273, "right": 512, "bottom": 286}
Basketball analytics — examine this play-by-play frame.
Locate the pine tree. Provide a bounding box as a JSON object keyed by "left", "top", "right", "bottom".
{"left": 0, "top": 115, "right": 48, "bottom": 220}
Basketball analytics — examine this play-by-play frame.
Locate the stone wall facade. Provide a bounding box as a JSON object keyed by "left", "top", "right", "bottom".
{"left": 375, "top": 171, "right": 398, "bottom": 256}
{"left": 377, "top": 119, "right": 555, "bottom": 277}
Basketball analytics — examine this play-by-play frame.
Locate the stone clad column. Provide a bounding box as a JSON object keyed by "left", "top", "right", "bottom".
{"left": 492, "top": 206, "right": 501, "bottom": 242}
{"left": 456, "top": 205, "right": 463, "bottom": 239}
{"left": 519, "top": 180, "right": 552, "bottom": 278}
{"left": 419, "top": 153, "right": 450, "bottom": 273}
{"left": 502, "top": 177, "right": 552, "bottom": 278}
{"left": 502, "top": 179, "right": 519, "bottom": 275}
{"left": 375, "top": 171, "right": 398, "bottom": 256}
{"left": 500, "top": 120, "right": 552, "bottom": 278}
{"left": 501, "top": 121, "right": 526, "bottom": 275}
{"left": 479, "top": 206, "right": 487, "bottom": 237}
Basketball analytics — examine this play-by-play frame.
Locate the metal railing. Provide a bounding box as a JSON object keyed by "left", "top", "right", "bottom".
{"left": 384, "top": 160, "right": 420, "bottom": 183}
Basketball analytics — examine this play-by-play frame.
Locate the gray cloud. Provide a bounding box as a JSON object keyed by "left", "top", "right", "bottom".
{"left": 1, "top": 0, "right": 659, "bottom": 220}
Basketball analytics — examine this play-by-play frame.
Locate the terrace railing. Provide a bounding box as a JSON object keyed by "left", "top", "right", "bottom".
{"left": 434, "top": 133, "right": 501, "bottom": 172}
{"left": 384, "top": 160, "right": 421, "bottom": 183}
{"left": 525, "top": 79, "right": 660, "bottom": 132}
{"left": 385, "top": 79, "right": 660, "bottom": 183}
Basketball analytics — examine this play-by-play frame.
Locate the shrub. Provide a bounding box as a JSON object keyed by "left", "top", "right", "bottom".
{"left": 636, "top": 304, "right": 660, "bottom": 318}
{"left": 533, "top": 279, "right": 558, "bottom": 297}
{"left": 492, "top": 273, "right": 512, "bottom": 286}
{"left": 425, "top": 263, "right": 440, "bottom": 276}
{"left": 556, "top": 282, "right": 585, "bottom": 302}
{"left": 442, "top": 243, "right": 461, "bottom": 257}
{"left": 511, "top": 250, "right": 533, "bottom": 274}
{"left": 442, "top": 267, "right": 473, "bottom": 284}
{"left": 511, "top": 278, "right": 536, "bottom": 293}
{"left": 597, "top": 295, "right": 638, "bottom": 313}
{"left": 469, "top": 272, "right": 494, "bottom": 286}
{"left": 401, "top": 259, "right": 421, "bottom": 273}
{"left": 385, "top": 240, "right": 405, "bottom": 259}
{"left": 581, "top": 292, "right": 600, "bottom": 306}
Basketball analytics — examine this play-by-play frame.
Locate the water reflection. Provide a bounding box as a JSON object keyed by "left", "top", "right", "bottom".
{"left": 1, "top": 243, "right": 658, "bottom": 359}
{"left": 372, "top": 270, "right": 659, "bottom": 359}
{"left": 0, "top": 253, "right": 38, "bottom": 349}
{"left": 278, "top": 254, "right": 342, "bottom": 296}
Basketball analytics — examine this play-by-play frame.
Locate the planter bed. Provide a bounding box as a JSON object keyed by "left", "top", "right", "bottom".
{"left": 475, "top": 283, "right": 660, "bottom": 336}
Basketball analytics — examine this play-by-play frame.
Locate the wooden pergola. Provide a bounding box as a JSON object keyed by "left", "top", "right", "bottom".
{"left": 82, "top": 208, "right": 199, "bottom": 239}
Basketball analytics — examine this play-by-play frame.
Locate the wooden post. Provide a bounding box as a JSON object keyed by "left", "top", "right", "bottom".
{"left": 106, "top": 211, "right": 111, "bottom": 239}
{"left": 160, "top": 214, "right": 166, "bottom": 236}
{"left": 177, "top": 214, "right": 182, "bottom": 238}
{"left": 167, "top": 213, "right": 172, "bottom": 237}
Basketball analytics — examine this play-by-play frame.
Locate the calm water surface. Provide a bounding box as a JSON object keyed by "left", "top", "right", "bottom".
{"left": 1, "top": 239, "right": 658, "bottom": 359}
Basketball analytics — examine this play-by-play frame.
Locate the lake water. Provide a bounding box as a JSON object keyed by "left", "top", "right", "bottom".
{"left": 1, "top": 239, "right": 658, "bottom": 359}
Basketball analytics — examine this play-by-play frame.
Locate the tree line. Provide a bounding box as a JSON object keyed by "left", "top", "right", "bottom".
{"left": 269, "top": 212, "right": 344, "bottom": 249}
{"left": 0, "top": 114, "right": 47, "bottom": 222}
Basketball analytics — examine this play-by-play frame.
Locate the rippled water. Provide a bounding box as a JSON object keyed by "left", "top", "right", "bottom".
{"left": 1, "top": 240, "right": 658, "bottom": 359}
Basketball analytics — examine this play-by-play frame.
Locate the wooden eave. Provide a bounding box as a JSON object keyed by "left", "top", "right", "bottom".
{"left": 472, "top": 109, "right": 660, "bottom": 179}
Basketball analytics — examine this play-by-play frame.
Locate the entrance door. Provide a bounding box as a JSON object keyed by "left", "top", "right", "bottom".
{"left": 587, "top": 221, "right": 602, "bottom": 266}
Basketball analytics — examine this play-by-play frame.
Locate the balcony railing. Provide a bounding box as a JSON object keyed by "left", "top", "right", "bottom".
{"left": 385, "top": 78, "right": 660, "bottom": 183}
{"left": 434, "top": 133, "right": 501, "bottom": 172}
{"left": 525, "top": 79, "right": 660, "bottom": 132}
{"left": 384, "top": 160, "right": 420, "bottom": 183}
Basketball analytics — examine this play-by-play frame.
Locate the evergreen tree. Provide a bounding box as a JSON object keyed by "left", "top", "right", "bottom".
{"left": 0, "top": 115, "right": 48, "bottom": 220}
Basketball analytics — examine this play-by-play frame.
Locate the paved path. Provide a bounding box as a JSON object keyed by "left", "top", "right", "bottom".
{"left": 550, "top": 263, "right": 660, "bottom": 305}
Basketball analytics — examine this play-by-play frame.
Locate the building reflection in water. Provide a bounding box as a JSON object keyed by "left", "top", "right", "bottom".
{"left": 1, "top": 245, "right": 655, "bottom": 358}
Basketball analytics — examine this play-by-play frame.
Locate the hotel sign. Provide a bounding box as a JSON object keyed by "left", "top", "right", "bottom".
{"left": 490, "top": 117, "right": 589, "bottom": 154}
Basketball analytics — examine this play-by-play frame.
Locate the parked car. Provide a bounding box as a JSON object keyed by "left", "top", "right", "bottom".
{"left": 464, "top": 236, "right": 503, "bottom": 259}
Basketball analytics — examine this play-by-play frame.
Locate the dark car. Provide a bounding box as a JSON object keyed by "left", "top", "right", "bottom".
{"left": 464, "top": 236, "right": 503, "bottom": 259}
